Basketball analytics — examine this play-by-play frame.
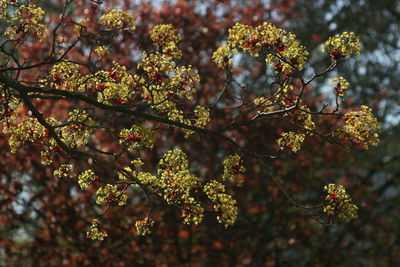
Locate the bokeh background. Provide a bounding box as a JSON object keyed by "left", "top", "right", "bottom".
{"left": 1, "top": 0, "right": 399, "bottom": 266}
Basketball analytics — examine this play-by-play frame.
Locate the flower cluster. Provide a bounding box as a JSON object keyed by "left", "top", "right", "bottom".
{"left": 224, "top": 22, "right": 309, "bottom": 73}
{"left": 0, "top": 0, "right": 7, "bottom": 19}
{"left": 77, "top": 169, "right": 98, "bottom": 190}
{"left": 95, "top": 62, "right": 135, "bottom": 105}
{"left": 277, "top": 131, "right": 305, "bottom": 153}
{"left": 94, "top": 46, "right": 109, "bottom": 57}
{"left": 86, "top": 219, "right": 108, "bottom": 240}
{"left": 212, "top": 45, "right": 232, "bottom": 68}
{"left": 50, "top": 62, "right": 83, "bottom": 92}
{"left": 61, "top": 109, "right": 94, "bottom": 148}
{"left": 322, "top": 32, "right": 360, "bottom": 60}
{"left": 138, "top": 53, "right": 175, "bottom": 109}
{"left": 167, "top": 109, "right": 194, "bottom": 138}
{"left": 119, "top": 124, "right": 155, "bottom": 151}
{"left": 150, "top": 24, "right": 182, "bottom": 58}
{"left": 99, "top": 9, "right": 136, "bottom": 31}
{"left": 136, "top": 172, "right": 162, "bottom": 188}
{"left": 204, "top": 180, "right": 238, "bottom": 228}
{"left": 4, "top": 4, "right": 47, "bottom": 40}
{"left": 131, "top": 158, "right": 144, "bottom": 168}
{"left": 135, "top": 217, "right": 154, "bottom": 236}
{"left": 136, "top": 52, "right": 207, "bottom": 137}
{"left": 323, "top": 184, "right": 358, "bottom": 219}
{"left": 329, "top": 77, "right": 350, "bottom": 96}
{"left": 96, "top": 184, "right": 127, "bottom": 206}
{"left": 8, "top": 117, "right": 45, "bottom": 153}
{"left": 336, "top": 105, "right": 380, "bottom": 149}
{"left": 222, "top": 154, "right": 246, "bottom": 186}
{"left": 193, "top": 106, "right": 210, "bottom": 128}
{"left": 158, "top": 149, "right": 204, "bottom": 225}
{"left": 0, "top": 91, "right": 22, "bottom": 132}
{"left": 54, "top": 164, "right": 74, "bottom": 178}
{"left": 169, "top": 66, "right": 200, "bottom": 100}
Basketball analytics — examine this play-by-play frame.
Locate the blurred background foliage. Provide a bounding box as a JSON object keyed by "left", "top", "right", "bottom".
{"left": 1, "top": 0, "right": 399, "bottom": 266}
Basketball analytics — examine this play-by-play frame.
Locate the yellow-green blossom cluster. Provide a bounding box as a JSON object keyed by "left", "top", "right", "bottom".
{"left": 86, "top": 219, "right": 108, "bottom": 240}
{"left": 0, "top": 0, "right": 7, "bottom": 19}
{"left": 341, "top": 106, "right": 380, "bottom": 149}
{"left": 158, "top": 149, "right": 200, "bottom": 203}
{"left": 137, "top": 52, "right": 207, "bottom": 137}
{"left": 167, "top": 109, "right": 194, "bottom": 138}
{"left": 158, "top": 149, "right": 204, "bottom": 225}
{"left": 323, "top": 184, "right": 358, "bottom": 219}
{"left": 54, "top": 164, "right": 74, "bottom": 178}
{"left": 8, "top": 117, "right": 45, "bottom": 153}
{"left": 138, "top": 53, "right": 175, "bottom": 109}
{"left": 150, "top": 24, "right": 182, "bottom": 58}
{"left": 95, "top": 62, "right": 135, "bottom": 105}
{"left": 96, "top": 184, "right": 127, "bottom": 206}
{"left": 132, "top": 158, "right": 144, "bottom": 168}
{"left": 223, "top": 22, "right": 309, "bottom": 73}
{"left": 204, "top": 180, "right": 238, "bottom": 228}
{"left": 61, "top": 109, "right": 94, "bottom": 148}
{"left": 99, "top": 9, "right": 136, "bottom": 31}
{"left": 4, "top": 4, "right": 47, "bottom": 40}
{"left": 169, "top": 66, "right": 200, "bottom": 100}
{"left": 135, "top": 217, "right": 154, "bottom": 236}
{"left": 78, "top": 169, "right": 97, "bottom": 190}
{"left": 119, "top": 124, "right": 155, "bottom": 151}
{"left": 181, "top": 199, "right": 204, "bottom": 226}
{"left": 322, "top": 32, "right": 360, "bottom": 60}
{"left": 212, "top": 45, "right": 232, "bottom": 67}
{"left": 50, "top": 62, "right": 83, "bottom": 92}
{"left": 277, "top": 131, "right": 305, "bottom": 153}
{"left": 222, "top": 154, "right": 246, "bottom": 186}
{"left": 136, "top": 172, "right": 163, "bottom": 188}
{"left": 94, "top": 46, "right": 109, "bottom": 57}
{"left": 193, "top": 106, "right": 210, "bottom": 128}
{"left": 329, "top": 77, "right": 350, "bottom": 96}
